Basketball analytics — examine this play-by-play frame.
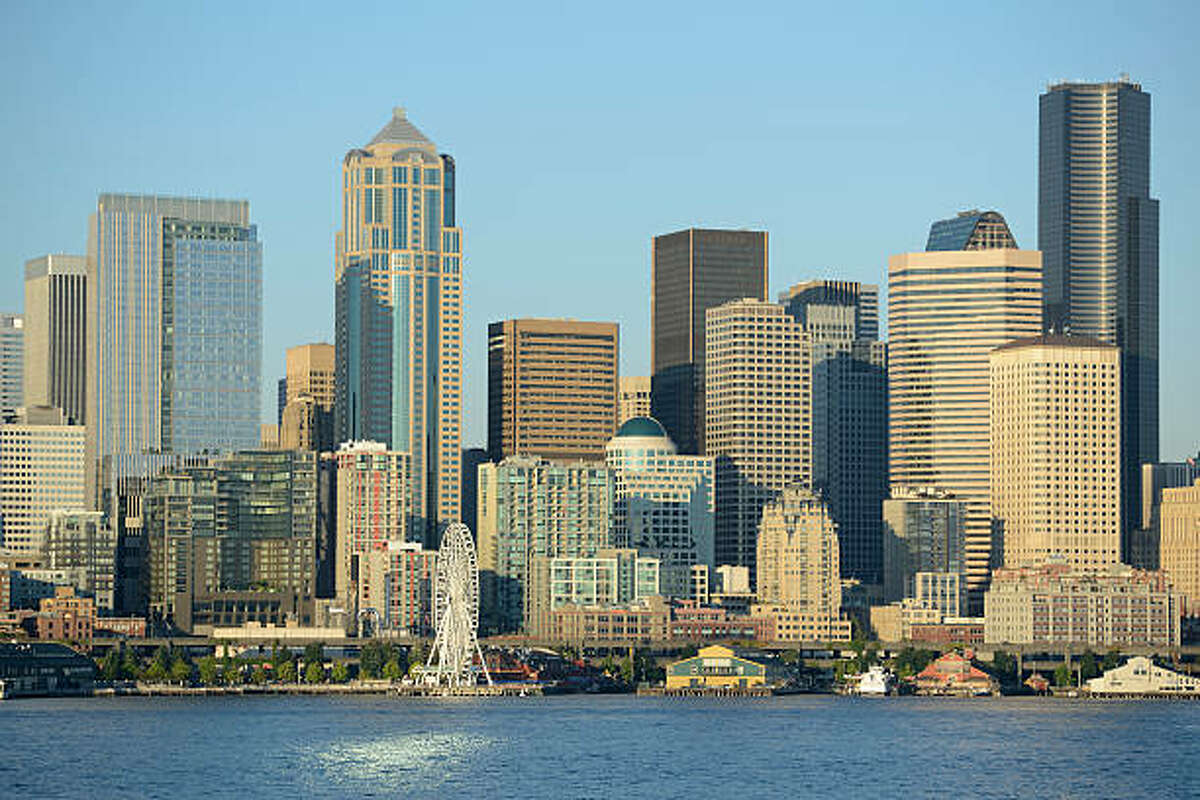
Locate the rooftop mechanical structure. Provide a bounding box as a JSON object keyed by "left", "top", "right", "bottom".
{"left": 426, "top": 523, "right": 492, "bottom": 687}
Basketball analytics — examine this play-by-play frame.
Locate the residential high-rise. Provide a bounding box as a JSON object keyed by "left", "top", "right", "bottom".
{"left": 23, "top": 255, "right": 87, "bottom": 424}
{"left": 144, "top": 449, "right": 317, "bottom": 632}
{"left": 86, "top": 194, "right": 262, "bottom": 498}
{"left": 335, "top": 108, "right": 463, "bottom": 545}
{"left": 1159, "top": 478, "right": 1200, "bottom": 617}
{"left": 476, "top": 457, "right": 612, "bottom": 632}
{"left": 605, "top": 416, "right": 714, "bottom": 598}
{"left": 331, "top": 441, "right": 411, "bottom": 617}
{"left": 753, "top": 486, "right": 850, "bottom": 641}
{"left": 1039, "top": 79, "right": 1159, "bottom": 559}
{"left": 525, "top": 548, "right": 660, "bottom": 637}
{"left": 0, "top": 313, "right": 23, "bottom": 417}
{"left": 782, "top": 280, "right": 888, "bottom": 588}
{"left": 0, "top": 406, "right": 86, "bottom": 553}
{"left": 358, "top": 540, "right": 436, "bottom": 636}
{"left": 888, "top": 211, "right": 1042, "bottom": 607}
{"left": 651, "top": 228, "right": 767, "bottom": 454}
{"left": 990, "top": 335, "right": 1121, "bottom": 571}
{"left": 706, "top": 299, "right": 810, "bottom": 578}
{"left": 487, "top": 318, "right": 618, "bottom": 462}
{"left": 882, "top": 487, "right": 966, "bottom": 605}
{"left": 42, "top": 510, "right": 116, "bottom": 613}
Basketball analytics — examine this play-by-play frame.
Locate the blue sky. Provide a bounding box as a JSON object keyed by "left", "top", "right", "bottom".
{"left": 2, "top": 1, "right": 1197, "bottom": 457}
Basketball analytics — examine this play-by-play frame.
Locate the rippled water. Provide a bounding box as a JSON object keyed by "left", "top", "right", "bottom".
{"left": 2, "top": 694, "right": 1196, "bottom": 798}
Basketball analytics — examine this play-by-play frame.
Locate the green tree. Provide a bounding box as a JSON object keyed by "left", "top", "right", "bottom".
{"left": 277, "top": 659, "right": 297, "bottom": 683}
{"left": 143, "top": 659, "right": 168, "bottom": 682}
{"left": 990, "top": 650, "right": 1018, "bottom": 682}
{"left": 121, "top": 651, "right": 140, "bottom": 680}
{"left": 99, "top": 649, "right": 122, "bottom": 681}
{"left": 170, "top": 654, "right": 192, "bottom": 685}
{"left": 250, "top": 665, "right": 268, "bottom": 685}
{"left": 197, "top": 656, "right": 220, "bottom": 686}
{"left": 331, "top": 661, "right": 350, "bottom": 683}
{"left": 360, "top": 641, "right": 386, "bottom": 679}
{"left": 382, "top": 657, "right": 404, "bottom": 681}
{"left": 618, "top": 656, "right": 635, "bottom": 685}
{"left": 223, "top": 658, "right": 243, "bottom": 686}
{"left": 1054, "top": 663, "right": 1073, "bottom": 688}
{"left": 1101, "top": 649, "right": 1122, "bottom": 671}
{"left": 303, "top": 642, "right": 324, "bottom": 667}
{"left": 1080, "top": 650, "right": 1100, "bottom": 681}
{"left": 305, "top": 661, "right": 324, "bottom": 684}
{"left": 408, "top": 640, "right": 426, "bottom": 668}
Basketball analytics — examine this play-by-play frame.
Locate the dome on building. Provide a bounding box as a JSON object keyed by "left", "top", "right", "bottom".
{"left": 615, "top": 416, "right": 668, "bottom": 439}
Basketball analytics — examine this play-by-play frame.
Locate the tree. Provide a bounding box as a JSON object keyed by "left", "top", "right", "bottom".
{"left": 1101, "top": 649, "right": 1122, "bottom": 671}
{"left": 618, "top": 656, "right": 635, "bottom": 685}
{"left": 223, "top": 658, "right": 243, "bottom": 686}
{"left": 170, "top": 654, "right": 192, "bottom": 685}
{"left": 1054, "top": 663, "right": 1073, "bottom": 688}
{"left": 100, "top": 649, "right": 122, "bottom": 681}
{"left": 360, "top": 641, "right": 388, "bottom": 679}
{"left": 1080, "top": 650, "right": 1100, "bottom": 682}
{"left": 303, "top": 642, "right": 324, "bottom": 669}
{"left": 121, "top": 651, "right": 140, "bottom": 680}
{"left": 331, "top": 661, "right": 350, "bottom": 683}
{"left": 277, "top": 659, "right": 297, "bottom": 683}
{"left": 408, "top": 640, "right": 426, "bottom": 668}
{"left": 250, "top": 665, "right": 269, "bottom": 685}
{"left": 305, "top": 661, "right": 324, "bottom": 684}
{"left": 197, "top": 656, "right": 220, "bottom": 686}
{"left": 382, "top": 657, "right": 404, "bottom": 681}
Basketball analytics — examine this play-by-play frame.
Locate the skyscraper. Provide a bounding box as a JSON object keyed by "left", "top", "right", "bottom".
{"left": 24, "top": 255, "right": 87, "bottom": 424}
{"left": 0, "top": 313, "right": 23, "bottom": 418}
{"left": 335, "top": 107, "right": 463, "bottom": 545}
{"left": 1039, "top": 79, "right": 1159, "bottom": 560}
{"left": 706, "top": 298, "right": 810, "bottom": 578}
{"left": 990, "top": 335, "right": 1121, "bottom": 570}
{"left": 651, "top": 228, "right": 767, "bottom": 454}
{"left": 86, "top": 194, "right": 262, "bottom": 490}
{"left": 0, "top": 406, "right": 85, "bottom": 552}
{"left": 888, "top": 211, "right": 1042, "bottom": 608}
{"left": 487, "top": 318, "right": 618, "bottom": 462}
{"left": 782, "top": 280, "right": 888, "bottom": 588}
{"left": 281, "top": 342, "right": 335, "bottom": 452}
{"left": 617, "top": 376, "right": 651, "bottom": 424}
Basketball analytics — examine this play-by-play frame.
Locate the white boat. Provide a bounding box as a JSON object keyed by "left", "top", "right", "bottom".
{"left": 855, "top": 666, "right": 896, "bottom": 696}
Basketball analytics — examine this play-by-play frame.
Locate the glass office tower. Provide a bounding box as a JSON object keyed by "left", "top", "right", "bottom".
{"left": 1039, "top": 78, "right": 1159, "bottom": 559}
{"left": 87, "top": 194, "right": 262, "bottom": 490}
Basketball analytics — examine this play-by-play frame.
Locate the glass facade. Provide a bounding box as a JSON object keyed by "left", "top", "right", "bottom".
{"left": 1038, "top": 80, "right": 1159, "bottom": 558}
{"left": 89, "top": 195, "right": 262, "bottom": 481}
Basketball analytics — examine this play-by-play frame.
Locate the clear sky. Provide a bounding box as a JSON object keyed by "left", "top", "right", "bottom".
{"left": 2, "top": 1, "right": 1197, "bottom": 457}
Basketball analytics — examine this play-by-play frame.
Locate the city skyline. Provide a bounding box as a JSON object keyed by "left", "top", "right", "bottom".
{"left": 2, "top": 3, "right": 1198, "bottom": 459}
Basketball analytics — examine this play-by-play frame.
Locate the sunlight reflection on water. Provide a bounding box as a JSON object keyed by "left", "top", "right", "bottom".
{"left": 305, "top": 731, "right": 495, "bottom": 790}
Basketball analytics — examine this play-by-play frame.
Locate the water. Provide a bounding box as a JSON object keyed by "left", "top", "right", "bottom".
{"left": 1, "top": 694, "right": 1196, "bottom": 798}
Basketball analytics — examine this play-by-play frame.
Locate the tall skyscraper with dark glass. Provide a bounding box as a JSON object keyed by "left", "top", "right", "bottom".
{"left": 1039, "top": 78, "right": 1159, "bottom": 560}
{"left": 335, "top": 108, "right": 463, "bottom": 545}
{"left": 86, "top": 194, "right": 262, "bottom": 497}
{"left": 651, "top": 228, "right": 767, "bottom": 455}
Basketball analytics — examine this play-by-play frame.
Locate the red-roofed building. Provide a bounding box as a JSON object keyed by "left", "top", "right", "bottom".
{"left": 913, "top": 650, "right": 998, "bottom": 696}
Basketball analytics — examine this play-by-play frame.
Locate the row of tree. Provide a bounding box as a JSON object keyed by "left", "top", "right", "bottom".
{"left": 95, "top": 641, "right": 428, "bottom": 686}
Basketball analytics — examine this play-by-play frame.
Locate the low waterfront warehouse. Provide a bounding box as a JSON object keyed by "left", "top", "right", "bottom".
{"left": 665, "top": 645, "right": 766, "bottom": 691}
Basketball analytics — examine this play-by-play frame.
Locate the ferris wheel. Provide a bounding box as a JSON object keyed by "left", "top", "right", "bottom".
{"left": 426, "top": 522, "right": 492, "bottom": 687}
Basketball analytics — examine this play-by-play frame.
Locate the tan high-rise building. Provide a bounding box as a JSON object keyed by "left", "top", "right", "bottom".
{"left": 617, "top": 376, "right": 651, "bottom": 424}
{"left": 0, "top": 407, "right": 86, "bottom": 553}
{"left": 487, "top": 318, "right": 618, "bottom": 462}
{"left": 991, "top": 335, "right": 1121, "bottom": 571}
{"left": 335, "top": 108, "right": 462, "bottom": 543}
{"left": 753, "top": 486, "right": 850, "bottom": 641}
{"left": 1159, "top": 478, "right": 1200, "bottom": 616}
{"left": 706, "top": 299, "right": 811, "bottom": 577}
{"left": 888, "top": 212, "right": 1042, "bottom": 607}
{"left": 24, "top": 255, "right": 87, "bottom": 424}
{"left": 286, "top": 343, "right": 335, "bottom": 407}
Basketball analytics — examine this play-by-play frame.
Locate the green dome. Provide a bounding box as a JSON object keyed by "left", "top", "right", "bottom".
{"left": 615, "top": 416, "right": 668, "bottom": 438}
